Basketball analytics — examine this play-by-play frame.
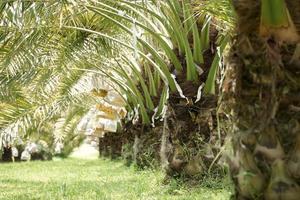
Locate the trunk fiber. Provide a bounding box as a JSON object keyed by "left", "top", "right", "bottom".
{"left": 224, "top": 1, "right": 300, "bottom": 199}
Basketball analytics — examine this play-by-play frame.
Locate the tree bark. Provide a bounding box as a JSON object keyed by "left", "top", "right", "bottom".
{"left": 2, "top": 146, "right": 12, "bottom": 162}
{"left": 223, "top": 1, "right": 300, "bottom": 199}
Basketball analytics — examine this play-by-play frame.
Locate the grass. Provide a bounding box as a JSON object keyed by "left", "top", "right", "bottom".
{"left": 0, "top": 158, "right": 232, "bottom": 200}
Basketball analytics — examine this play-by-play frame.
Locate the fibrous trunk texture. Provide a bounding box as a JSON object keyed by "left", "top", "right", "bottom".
{"left": 99, "top": 132, "right": 122, "bottom": 159}
{"left": 160, "top": 98, "right": 224, "bottom": 179}
{"left": 1, "top": 146, "right": 12, "bottom": 162}
{"left": 132, "top": 124, "right": 161, "bottom": 169}
{"left": 223, "top": 1, "right": 300, "bottom": 199}
{"left": 98, "top": 122, "right": 161, "bottom": 169}
{"left": 159, "top": 20, "right": 225, "bottom": 179}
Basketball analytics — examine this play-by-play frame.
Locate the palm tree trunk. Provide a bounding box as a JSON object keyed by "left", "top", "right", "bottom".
{"left": 130, "top": 124, "right": 161, "bottom": 169}
{"left": 224, "top": 1, "right": 300, "bottom": 199}
{"left": 159, "top": 20, "right": 224, "bottom": 179}
{"left": 2, "top": 146, "right": 12, "bottom": 162}
{"left": 160, "top": 96, "right": 221, "bottom": 179}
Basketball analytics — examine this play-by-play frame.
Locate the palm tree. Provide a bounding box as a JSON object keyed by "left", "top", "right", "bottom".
{"left": 0, "top": 0, "right": 126, "bottom": 158}
{"left": 223, "top": 0, "right": 300, "bottom": 199}
{"left": 83, "top": 0, "right": 232, "bottom": 177}
{"left": 0, "top": 0, "right": 233, "bottom": 180}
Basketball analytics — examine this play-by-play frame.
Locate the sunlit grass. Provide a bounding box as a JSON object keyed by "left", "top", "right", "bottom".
{"left": 0, "top": 159, "right": 232, "bottom": 200}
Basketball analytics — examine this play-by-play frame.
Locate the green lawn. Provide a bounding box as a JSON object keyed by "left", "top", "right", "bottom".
{"left": 0, "top": 159, "right": 232, "bottom": 200}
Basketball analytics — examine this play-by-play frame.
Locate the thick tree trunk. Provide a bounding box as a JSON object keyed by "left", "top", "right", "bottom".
{"left": 133, "top": 133, "right": 142, "bottom": 166}
{"left": 131, "top": 124, "right": 161, "bottom": 169}
{"left": 158, "top": 17, "right": 224, "bottom": 179}
{"left": 223, "top": 1, "right": 300, "bottom": 199}
{"left": 160, "top": 98, "right": 223, "bottom": 179}
{"left": 99, "top": 132, "right": 122, "bottom": 159}
{"left": 2, "top": 146, "right": 12, "bottom": 162}
{"left": 99, "top": 136, "right": 104, "bottom": 157}
{"left": 99, "top": 134, "right": 110, "bottom": 158}
{"left": 121, "top": 122, "right": 135, "bottom": 166}
{"left": 110, "top": 133, "right": 122, "bottom": 159}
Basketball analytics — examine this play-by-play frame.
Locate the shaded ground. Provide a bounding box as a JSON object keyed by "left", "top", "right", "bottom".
{"left": 0, "top": 159, "right": 232, "bottom": 200}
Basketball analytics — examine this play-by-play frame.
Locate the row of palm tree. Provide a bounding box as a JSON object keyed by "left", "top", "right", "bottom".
{"left": 0, "top": 0, "right": 122, "bottom": 152}
{"left": 1, "top": 0, "right": 300, "bottom": 199}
